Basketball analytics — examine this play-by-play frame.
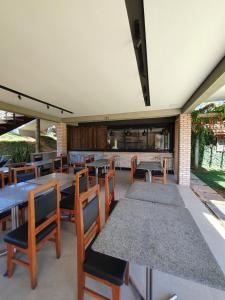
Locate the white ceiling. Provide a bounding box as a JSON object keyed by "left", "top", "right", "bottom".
{"left": 0, "top": 0, "right": 225, "bottom": 119}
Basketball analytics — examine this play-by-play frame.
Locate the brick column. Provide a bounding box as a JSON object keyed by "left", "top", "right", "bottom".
{"left": 174, "top": 118, "right": 179, "bottom": 182}
{"left": 56, "top": 123, "right": 67, "bottom": 156}
{"left": 177, "top": 114, "right": 192, "bottom": 186}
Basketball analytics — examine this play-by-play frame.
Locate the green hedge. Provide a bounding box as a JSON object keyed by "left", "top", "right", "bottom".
{"left": 0, "top": 141, "right": 35, "bottom": 163}
{"left": 201, "top": 145, "right": 225, "bottom": 170}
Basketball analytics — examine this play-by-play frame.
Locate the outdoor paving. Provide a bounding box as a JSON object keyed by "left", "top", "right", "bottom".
{"left": 191, "top": 173, "right": 225, "bottom": 223}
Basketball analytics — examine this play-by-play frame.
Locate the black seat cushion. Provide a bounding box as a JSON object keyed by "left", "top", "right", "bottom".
{"left": 60, "top": 194, "right": 74, "bottom": 210}
{"left": 134, "top": 169, "right": 146, "bottom": 179}
{"left": 61, "top": 185, "right": 75, "bottom": 196}
{"left": 0, "top": 210, "right": 10, "bottom": 220}
{"left": 74, "top": 167, "right": 84, "bottom": 174}
{"left": 151, "top": 170, "right": 163, "bottom": 177}
{"left": 4, "top": 220, "right": 56, "bottom": 249}
{"left": 84, "top": 238, "right": 127, "bottom": 286}
{"left": 109, "top": 200, "right": 118, "bottom": 215}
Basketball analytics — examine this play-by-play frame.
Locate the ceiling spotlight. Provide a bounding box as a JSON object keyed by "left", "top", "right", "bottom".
{"left": 18, "top": 94, "right": 22, "bottom": 100}
{"left": 135, "top": 38, "right": 142, "bottom": 49}
{"left": 61, "top": 110, "right": 63, "bottom": 114}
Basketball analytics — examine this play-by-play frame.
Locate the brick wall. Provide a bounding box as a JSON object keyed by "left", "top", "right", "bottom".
{"left": 177, "top": 114, "right": 192, "bottom": 186}
{"left": 174, "top": 118, "right": 179, "bottom": 182}
{"left": 56, "top": 123, "right": 67, "bottom": 155}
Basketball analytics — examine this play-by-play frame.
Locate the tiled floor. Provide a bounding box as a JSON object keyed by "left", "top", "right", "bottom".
{"left": 0, "top": 171, "right": 225, "bottom": 300}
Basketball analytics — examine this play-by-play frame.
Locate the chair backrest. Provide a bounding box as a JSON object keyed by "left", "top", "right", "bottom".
{"left": 75, "top": 168, "right": 89, "bottom": 201}
{"left": 0, "top": 171, "right": 4, "bottom": 189}
{"left": 105, "top": 170, "right": 115, "bottom": 221}
{"left": 52, "top": 157, "right": 62, "bottom": 172}
{"left": 27, "top": 180, "right": 60, "bottom": 247}
{"left": 13, "top": 166, "right": 37, "bottom": 184}
{"left": 109, "top": 157, "right": 116, "bottom": 172}
{"left": 61, "top": 154, "right": 68, "bottom": 166}
{"left": 130, "top": 155, "right": 137, "bottom": 181}
{"left": 76, "top": 184, "right": 101, "bottom": 264}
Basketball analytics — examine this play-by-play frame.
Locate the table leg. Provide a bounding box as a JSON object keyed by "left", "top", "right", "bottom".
{"left": 146, "top": 268, "right": 153, "bottom": 300}
{"left": 96, "top": 167, "right": 98, "bottom": 185}
{"left": 11, "top": 206, "right": 19, "bottom": 229}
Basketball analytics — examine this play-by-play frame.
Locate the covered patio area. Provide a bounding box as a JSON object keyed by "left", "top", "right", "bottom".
{"left": 0, "top": 1, "right": 225, "bottom": 300}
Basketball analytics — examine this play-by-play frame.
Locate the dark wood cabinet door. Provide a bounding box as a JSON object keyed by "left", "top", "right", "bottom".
{"left": 95, "top": 127, "right": 107, "bottom": 149}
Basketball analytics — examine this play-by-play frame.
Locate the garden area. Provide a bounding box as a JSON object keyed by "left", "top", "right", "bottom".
{"left": 0, "top": 132, "right": 56, "bottom": 163}
{"left": 192, "top": 102, "right": 225, "bottom": 198}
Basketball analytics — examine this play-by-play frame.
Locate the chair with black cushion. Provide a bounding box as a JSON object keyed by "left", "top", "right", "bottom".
{"left": 0, "top": 171, "right": 11, "bottom": 231}
{"left": 98, "top": 157, "right": 115, "bottom": 189}
{"left": 76, "top": 184, "right": 129, "bottom": 300}
{"left": 60, "top": 168, "right": 88, "bottom": 223}
{"left": 14, "top": 166, "right": 38, "bottom": 224}
{"left": 60, "top": 154, "right": 70, "bottom": 173}
{"left": 105, "top": 170, "right": 118, "bottom": 222}
{"left": 14, "top": 166, "right": 37, "bottom": 184}
{"left": 130, "top": 156, "right": 147, "bottom": 183}
{"left": 8, "top": 161, "right": 27, "bottom": 185}
{"left": 4, "top": 181, "right": 61, "bottom": 289}
{"left": 52, "top": 157, "right": 62, "bottom": 173}
{"left": 60, "top": 166, "right": 86, "bottom": 197}
{"left": 152, "top": 158, "right": 167, "bottom": 184}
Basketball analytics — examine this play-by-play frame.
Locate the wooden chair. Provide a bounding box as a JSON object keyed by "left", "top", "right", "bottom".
{"left": 60, "top": 154, "right": 70, "bottom": 173}
{"left": 105, "top": 170, "right": 118, "bottom": 222}
{"left": 60, "top": 168, "right": 88, "bottom": 223}
{"left": 76, "top": 184, "right": 129, "bottom": 300}
{"left": 8, "top": 161, "right": 27, "bottom": 185}
{"left": 52, "top": 157, "right": 62, "bottom": 173}
{"left": 4, "top": 180, "right": 61, "bottom": 289}
{"left": 130, "top": 156, "right": 146, "bottom": 183}
{"left": 152, "top": 159, "right": 167, "bottom": 184}
{"left": 13, "top": 165, "right": 37, "bottom": 185}
{"left": 0, "top": 171, "right": 11, "bottom": 231}
{"left": 14, "top": 165, "right": 38, "bottom": 225}
{"left": 98, "top": 157, "right": 115, "bottom": 188}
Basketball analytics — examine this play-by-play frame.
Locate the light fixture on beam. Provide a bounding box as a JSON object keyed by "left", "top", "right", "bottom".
{"left": 0, "top": 84, "right": 73, "bottom": 114}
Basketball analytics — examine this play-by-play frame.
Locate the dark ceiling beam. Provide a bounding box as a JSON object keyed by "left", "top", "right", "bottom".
{"left": 125, "top": 0, "right": 150, "bottom": 106}
{"left": 0, "top": 84, "right": 73, "bottom": 114}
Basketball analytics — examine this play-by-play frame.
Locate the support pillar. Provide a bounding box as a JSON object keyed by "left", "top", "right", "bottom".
{"left": 35, "top": 119, "right": 40, "bottom": 153}
{"left": 56, "top": 123, "right": 67, "bottom": 156}
{"left": 177, "top": 114, "right": 192, "bottom": 186}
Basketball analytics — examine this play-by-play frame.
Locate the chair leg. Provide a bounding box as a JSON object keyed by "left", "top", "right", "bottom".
{"left": 77, "top": 272, "right": 85, "bottom": 300}
{"left": 55, "top": 231, "right": 61, "bottom": 259}
{"left": 7, "top": 244, "right": 14, "bottom": 277}
{"left": 29, "top": 249, "right": 37, "bottom": 289}
{"left": 125, "top": 263, "right": 129, "bottom": 285}
{"left": 112, "top": 285, "right": 121, "bottom": 300}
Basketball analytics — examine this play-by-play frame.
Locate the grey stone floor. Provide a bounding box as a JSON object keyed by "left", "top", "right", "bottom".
{"left": 0, "top": 171, "right": 225, "bottom": 299}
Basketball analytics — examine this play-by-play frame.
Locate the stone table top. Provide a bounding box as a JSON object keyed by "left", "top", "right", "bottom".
{"left": 0, "top": 182, "right": 38, "bottom": 213}
{"left": 26, "top": 159, "right": 57, "bottom": 167}
{"left": 138, "top": 161, "right": 162, "bottom": 172}
{"left": 92, "top": 199, "right": 225, "bottom": 291}
{"left": 28, "top": 172, "right": 74, "bottom": 191}
{"left": 87, "top": 159, "right": 109, "bottom": 168}
{"left": 0, "top": 173, "right": 75, "bottom": 213}
{"left": 125, "top": 182, "right": 185, "bottom": 207}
